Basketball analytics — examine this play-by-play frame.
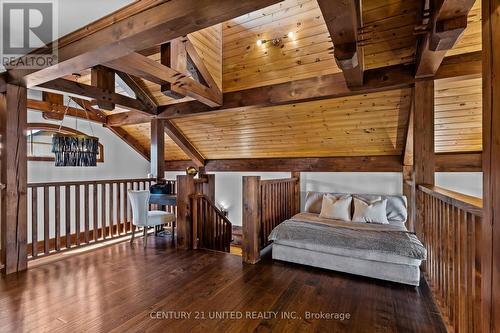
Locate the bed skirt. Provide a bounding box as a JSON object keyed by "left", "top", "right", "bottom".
{"left": 272, "top": 243, "right": 421, "bottom": 286}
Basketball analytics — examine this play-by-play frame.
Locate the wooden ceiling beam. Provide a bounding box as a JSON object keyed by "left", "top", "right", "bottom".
{"left": 106, "top": 51, "right": 481, "bottom": 127}
{"left": 435, "top": 152, "right": 482, "bottom": 172}
{"left": 164, "top": 120, "right": 205, "bottom": 167}
{"left": 35, "top": 79, "right": 155, "bottom": 115}
{"left": 8, "top": 0, "right": 282, "bottom": 87}
{"left": 0, "top": 72, "right": 6, "bottom": 93}
{"left": 41, "top": 92, "right": 65, "bottom": 121}
{"left": 70, "top": 96, "right": 108, "bottom": 120}
{"left": 115, "top": 71, "right": 158, "bottom": 111}
{"left": 105, "top": 52, "right": 221, "bottom": 107}
{"left": 161, "top": 39, "right": 187, "bottom": 99}
{"left": 164, "top": 156, "right": 403, "bottom": 172}
{"left": 317, "top": 0, "right": 364, "bottom": 87}
{"left": 415, "top": 0, "right": 476, "bottom": 78}
{"left": 27, "top": 99, "right": 106, "bottom": 124}
{"left": 91, "top": 65, "right": 115, "bottom": 111}
{"left": 104, "top": 125, "right": 150, "bottom": 161}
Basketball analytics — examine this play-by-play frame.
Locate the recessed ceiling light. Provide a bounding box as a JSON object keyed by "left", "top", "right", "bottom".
{"left": 256, "top": 39, "right": 263, "bottom": 46}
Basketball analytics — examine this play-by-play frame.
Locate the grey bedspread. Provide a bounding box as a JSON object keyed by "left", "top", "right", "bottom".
{"left": 268, "top": 213, "right": 427, "bottom": 260}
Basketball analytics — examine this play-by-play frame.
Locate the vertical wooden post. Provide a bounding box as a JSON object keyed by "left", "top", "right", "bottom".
{"left": 413, "top": 80, "right": 435, "bottom": 240}
{"left": 150, "top": 119, "right": 165, "bottom": 180}
{"left": 291, "top": 172, "right": 301, "bottom": 214}
{"left": 0, "top": 84, "right": 28, "bottom": 274}
{"left": 242, "top": 176, "right": 261, "bottom": 264}
{"left": 161, "top": 39, "right": 187, "bottom": 99}
{"left": 481, "top": 0, "right": 496, "bottom": 331}
{"left": 201, "top": 174, "right": 215, "bottom": 202}
{"left": 91, "top": 65, "right": 115, "bottom": 111}
{"left": 176, "top": 175, "right": 195, "bottom": 249}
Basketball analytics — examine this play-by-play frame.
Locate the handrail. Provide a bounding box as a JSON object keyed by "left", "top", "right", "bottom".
{"left": 28, "top": 177, "right": 157, "bottom": 187}
{"left": 418, "top": 184, "right": 482, "bottom": 216}
{"left": 190, "top": 193, "right": 231, "bottom": 226}
{"left": 190, "top": 193, "right": 232, "bottom": 253}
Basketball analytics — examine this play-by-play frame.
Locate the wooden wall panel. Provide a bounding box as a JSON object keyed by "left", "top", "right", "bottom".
{"left": 172, "top": 88, "right": 412, "bottom": 159}
{"left": 119, "top": 123, "right": 189, "bottom": 161}
{"left": 446, "top": 0, "right": 482, "bottom": 57}
{"left": 434, "top": 77, "right": 482, "bottom": 153}
{"left": 222, "top": 0, "right": 341, "bottom": 92}
{"left": 361, "top": 0, "right": 420, "bottom": 70}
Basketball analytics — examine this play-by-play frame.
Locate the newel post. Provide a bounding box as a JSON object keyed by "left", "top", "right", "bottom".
{"left": 242, "top": 176, "right": 261, "bottom": 264}
{"left": 176, "top": 175, "right": 195, "bottom": 249}
{"left": 0, "top": 84, "right": 28, "bottom": 275}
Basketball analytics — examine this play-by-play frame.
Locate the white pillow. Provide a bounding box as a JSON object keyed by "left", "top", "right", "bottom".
{"left": 319, "top": 194, "right": 352, "bottom": 222}
{"left": 352, "top": 198, "right": 389, "bottom": 224}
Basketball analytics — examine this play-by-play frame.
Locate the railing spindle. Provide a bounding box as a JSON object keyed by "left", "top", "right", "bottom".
{"left": 31, "top": 188, "right": 38, "bottom": 258}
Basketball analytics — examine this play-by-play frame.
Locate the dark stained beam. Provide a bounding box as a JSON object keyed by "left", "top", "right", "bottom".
{"left": 317, "top": 0, "right": 364, "bottom": 86}
{"left": 36, "top": 79, "right": 154, "bottom": 115}
{"left": 482, "top": 0, "right": 498, "bottom": 331}
{"left": 161, "top": 39, "right": 187, "bottom": 99}
{"left": 8, "top": 0, "right": 283, "bottom": 87}
{"left": 434, "top": 152, "right": 482, "bottom": 172}
{"left": 415, "top": 0, "right": 476, "bottom": 78}
{"left": 70, "top": 97, "right": 108, "bottom": 120}
{"left": 105, "top": 52, "right": 221, "bottom": 107}
{"left": 0, "top": 73, "right": 6, "bottom": 93}
{"left": 164, "top": 121, "right": 205, "bottom": 167}
{"left": 91, "top": 65, "right": 115, "bottom": 110}
{"left": 105, "top": 125, "right": 150, "bottom": 161}
{"left": 0, "top": 84, "right": 28, "bottom": 274}
{"left": 27, "top": 99, "right": 106, "bottom": 124}
{"left": 115, "top": 72, "right": 158, "bottom": 111}
{"left": 41, "top": 92, "right": 65, "bottom": 121}
{"left": 164, "top": 156, "right": 403, "bottom": 172}
{"left": 106, "top": 111, "right": 151, "bottom": 127}
{"left": 106, "top": 51, "right": 482, "bottom": 127}
{"left": 151, "top": 119, "right": 165, "bottom": 179}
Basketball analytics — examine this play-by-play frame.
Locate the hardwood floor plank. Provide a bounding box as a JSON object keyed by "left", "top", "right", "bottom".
{"left": 0, "top": 238, "right": 446, "bottom": 333}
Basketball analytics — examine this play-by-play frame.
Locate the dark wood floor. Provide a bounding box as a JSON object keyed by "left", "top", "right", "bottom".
{"left": 0, "top": 236, "right": 446, "bottom": 333}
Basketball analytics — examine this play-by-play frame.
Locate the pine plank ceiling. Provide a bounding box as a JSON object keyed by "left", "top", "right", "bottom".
{"left": 62, "top": 0, "right": 482, "bottom": 161}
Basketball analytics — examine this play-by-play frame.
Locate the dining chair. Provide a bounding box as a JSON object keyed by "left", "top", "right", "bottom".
{"left": 128, "top": 190, "right": 176, "bottom": 248}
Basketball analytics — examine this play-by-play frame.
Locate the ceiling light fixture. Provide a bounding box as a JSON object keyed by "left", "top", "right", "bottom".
{"left": 256, "top": 31, "right": 296, "bottom": 47}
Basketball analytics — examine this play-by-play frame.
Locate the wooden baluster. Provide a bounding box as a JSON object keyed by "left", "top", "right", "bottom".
{"left": 458, "top": 208, "right": 466, "bottom": 333}
{"left": 93, "top": 183, "right": 98, "bottom": 241}
{"left": 84, "top": 184, "right": 90, "bottom": 243}
{"left": 191, "top": 196, "right": 198, "bottom": 249}
{"left": 466, "top": 212, "right": 474, "bottom": 333}
{"left": 76, "top": 185, "right": 81, "bottom": 246}
{"left": 101, "top": 184, "right": 107, "bottom": 239}
{"left": 453, "top": 206, "right": 460, "bottom": 332}
{"left": 43, "top": 186, "right": 49, "bottom": 254}
{"left": 109, "top": 183, "right": 114, "bottom": 237}
{"left": 65, "top": 185, "right": 71, "bottom": 249}
{"left": 54, "top": 186, "right": 61, "bottom": 251}
{"left": 31, "top": 187, "right": 38, "bottom": 258}
{"left": 117, "top": 182, "right": 122, "bottom": 235}
{"left": 126, "top": 182, "right": 131, "bottom": 232}
{"left": 121, "top": 183, "right": 127, "bottom": 234}
{"left": 473, "top": 214, "right": 482, "bottom": 333}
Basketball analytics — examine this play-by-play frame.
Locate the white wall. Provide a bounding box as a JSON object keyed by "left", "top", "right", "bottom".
{"left": 435, "top": 172, "right": 482, "bottom": 198}
{"left": 28, "top": 110, "right": 150, "bottom": 183}
{"left": 26, "top": 109, "right": 150, "bottom": 242}
{"left": 166, "top": 171, "right": 403, "bottom": 226}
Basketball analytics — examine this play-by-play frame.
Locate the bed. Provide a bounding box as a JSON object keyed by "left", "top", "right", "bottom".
{"left": 268, "top": 192, "right": 427, "bottom": 286}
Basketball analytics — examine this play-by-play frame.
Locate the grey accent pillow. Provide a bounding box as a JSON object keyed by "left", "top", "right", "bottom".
{"left": 319, "top": 194, "right": 352, "bottom": 222}
{"left": 352, "top": 198, "right": 389, "bottom": 224}
{"left": 304, "top": 191, "right": 407, "bottom": 225}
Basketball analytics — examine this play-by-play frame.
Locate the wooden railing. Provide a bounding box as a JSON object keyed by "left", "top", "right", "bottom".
{"left": 416, "top": 185, "right": 483, "bottom": 333}
{"left": 259, "top": 178, "right": 300, "bottom": 248}
{"left": 27, "top": 178, "right": 175, "bottom": 259}
{"left": 191, "top": 194, "right": 232, "bottom": 253}
{"left": 242, "top": 174, "right": 300, "bottom": 264}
